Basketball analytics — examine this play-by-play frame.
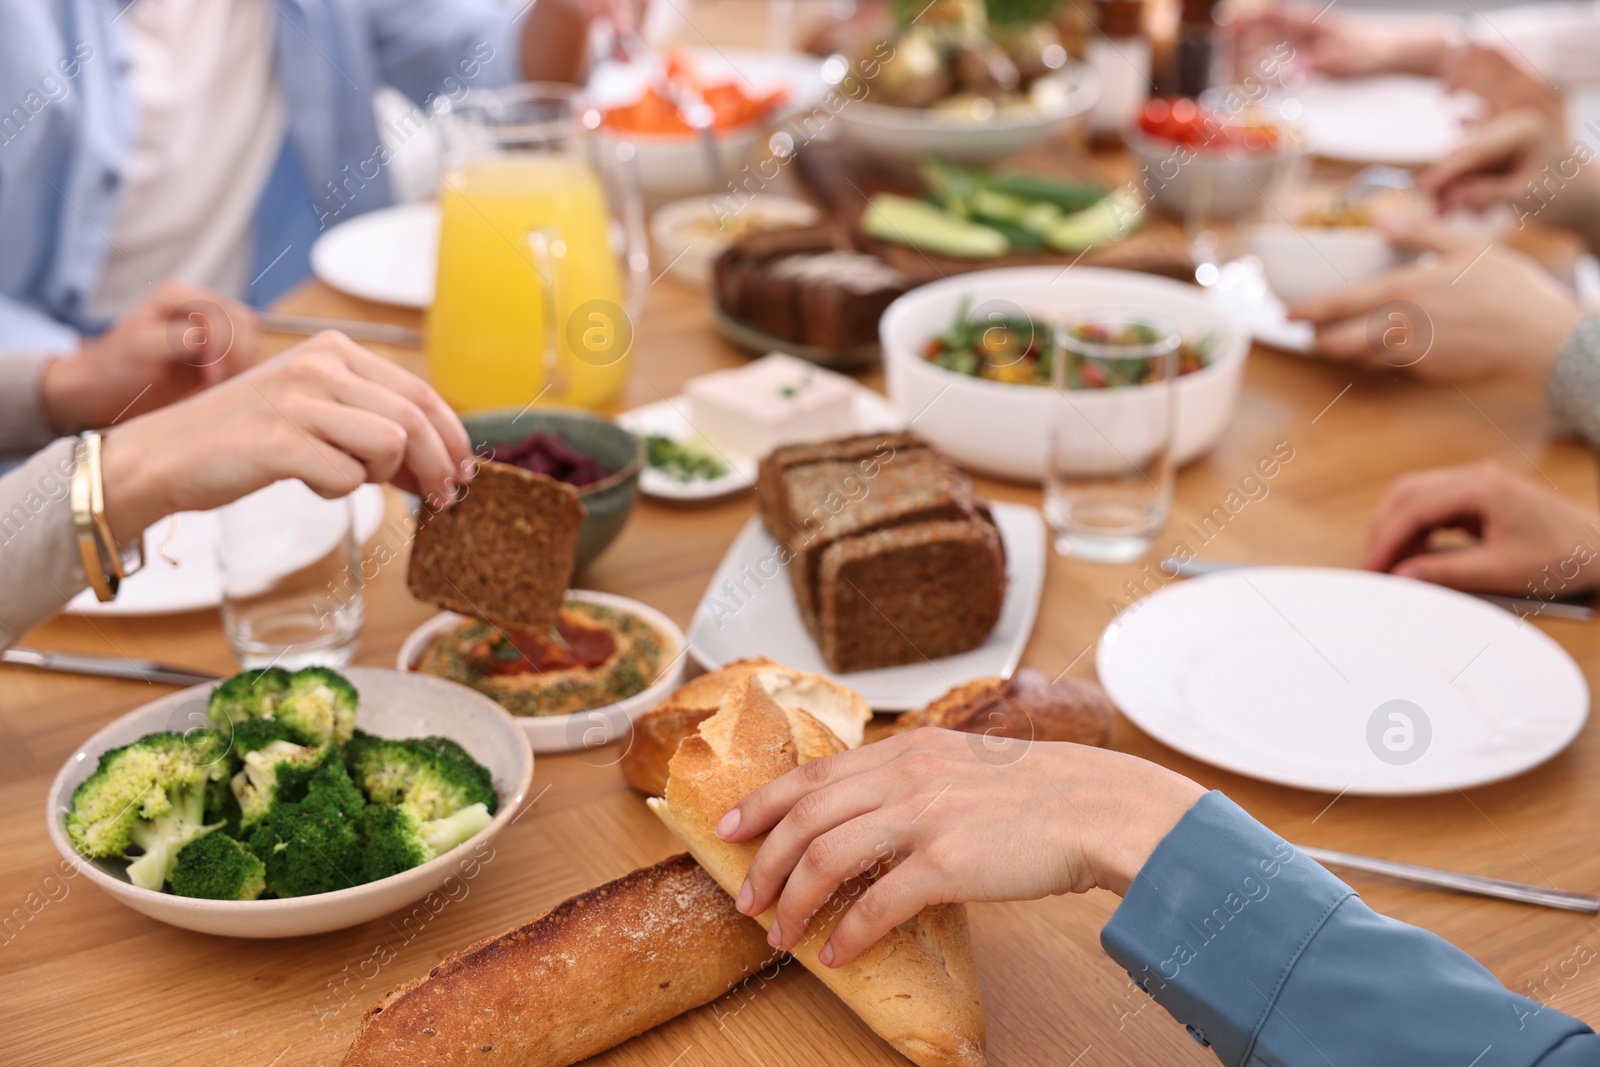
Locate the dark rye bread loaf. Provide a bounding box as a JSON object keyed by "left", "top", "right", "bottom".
{"left": 407, "top": 461, "right": 584, "bottom": 634}
{"left": 757, "top": 434, "right": 1006, "bottom": 674}
{"left": 817, "top": 520, "right": 1007, "bottom": 673}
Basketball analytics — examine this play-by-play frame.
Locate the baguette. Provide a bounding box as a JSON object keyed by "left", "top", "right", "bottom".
{"left": 648, "top": 677, "right": 987, "bottom": 1067}
{"left": 621, "top": 659, "right": 872, "bottom": 796}
{"left": 868, "top": 668, "right": 1116, "bottom": 748}
{"left": 341, "top": 854, "right": 774, "bottom": 1067}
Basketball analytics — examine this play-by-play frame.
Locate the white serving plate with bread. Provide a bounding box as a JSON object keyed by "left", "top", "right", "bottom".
{"left": 45, "top": 667, "right": 533, "bottom": 938}
{"left": 687, "top": 502, "right": 1046, "bottom": 710}
{"left": 397, "top": 590, "right": 688, "bottom": 753}
{"left": 881, "top": 266, "right": 1250, "bottom": 481}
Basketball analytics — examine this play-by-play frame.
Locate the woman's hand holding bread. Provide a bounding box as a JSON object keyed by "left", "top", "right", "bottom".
{"left": 718, "top": 729, "right": 1206, "bottom": 967}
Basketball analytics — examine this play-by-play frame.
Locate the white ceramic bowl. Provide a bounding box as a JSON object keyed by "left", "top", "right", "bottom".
{"left": 1247, "top": 224, "right": 1401, "bottom": 305}
{"left": 649, "top": 194, "right": 820, "bottom": 287}
{"left": 398, "top": 590, "right": 687, "bottom": 754}
{"left": 880, "top": 267, "right": 1250, "bottom": 481}
{"left": 1124, "top": 125, "right": 1304, "bottom": 220}
{"left": 46, "top": 667, "right": 534, "bottom": 938}
{"left": 603, "top": 126, "right": 768, "bottom": 208}
{"left": 833, "top": 66, "right": 1097, "bottom": 164}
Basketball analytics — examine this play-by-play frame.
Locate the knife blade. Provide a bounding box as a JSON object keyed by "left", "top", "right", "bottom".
{"left": 1160, "top": 557, "right": 1594, "bottom": 621}
{"left": 2, "top": 647, "right": 219, "bottom": 687}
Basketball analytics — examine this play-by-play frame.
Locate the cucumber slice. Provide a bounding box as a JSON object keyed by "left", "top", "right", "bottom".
{"left": 863, "top": 195, "right": 1010, "bottom": 259}
{"left": 1044, "top": 187, "right": 1145, "bottom": 253}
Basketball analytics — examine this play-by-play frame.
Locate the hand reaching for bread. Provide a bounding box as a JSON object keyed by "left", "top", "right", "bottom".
{"left": 718, "top": 730, "right": 1206, "bottom": 968}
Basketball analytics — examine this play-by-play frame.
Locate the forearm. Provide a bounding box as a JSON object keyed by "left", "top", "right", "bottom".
{"left": 0, "top": 439, "right": 89, "bottom": 650}
{"left": 1547, "top": 315, "right": 1600, "bottom": 449}
{"left": 520, "top": 0, "right": 591, "bottom": 84}
{"left": 1102, "top": 793, "right": 1596, "bottom": 1066}
{"left": 0, "top": 352, "right": 65, "bottom": 458}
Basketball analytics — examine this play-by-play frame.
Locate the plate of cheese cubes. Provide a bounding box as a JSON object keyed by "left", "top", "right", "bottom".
{"left": 617, "top": 353, "right": 904, "bottom": 503}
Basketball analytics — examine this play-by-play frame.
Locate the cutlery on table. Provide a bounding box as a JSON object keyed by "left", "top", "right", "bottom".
{"left": 1161, "top": 556, "right": 1594, "bottom": 622}
{"left": 2, "top": 647, "right": 219, "bottom": 687}
{"left": 1297, "top": 844, "right": 1599, "bottom": 914}
{"left": 259, "top": 311, "right": 424, "bottom": 348}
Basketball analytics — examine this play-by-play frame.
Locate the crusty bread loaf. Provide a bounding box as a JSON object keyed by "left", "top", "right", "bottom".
{"left": 869, "top": 668, "right": 1116, "bottom": 748}
{"left": 648, "top": 677, "right": 987, "bottom": 1067}
{"left": 756, "top": 432, "right": 929, "bottom": 540}
{"left": 341, "top": 854, "right": 774, "bottom": 1067}
{"left": 407, "top": 461, "right": 583, "bottom": 633}
{"left": 621, "top": 659, "right": 872, "bottom": 796}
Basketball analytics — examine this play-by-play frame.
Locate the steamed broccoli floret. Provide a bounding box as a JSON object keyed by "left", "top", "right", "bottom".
{"left": 207, "top": 668, "right": 291, "bottom": 729}
{"left": 344, "top": 730, "right": 497, "bottom": 822}
{"left": 360, "top": 802, "right": 493, "bottom": 882}
{"left": 273, "top": 667, "right": 359, "bottom": 745}
{"left": 171, "top": 831, "right": 266, "bottom": 900}
{"left": 223, "top": 716, "right": 298, "bottom": 759}
{"left": 230, "top": 740, "right": 335, "bottom": 831}
{"left": 246, "top": 759, "right": 367, "bottom": 897}
{"left": 65, "top": 731, "right": 230, "bottom": 886}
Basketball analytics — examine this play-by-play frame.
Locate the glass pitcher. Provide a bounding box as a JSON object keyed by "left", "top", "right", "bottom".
{"left": 428, "top": 84, "right": 648, "bottom": 412}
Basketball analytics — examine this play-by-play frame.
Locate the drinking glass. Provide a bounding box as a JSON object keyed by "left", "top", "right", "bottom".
{"left": 428, "top": 83, "right": 648, "bottom": 413}
{"left": 1044, "top": 312, "right": 1179, "bottom": 563}
{"left": 218, "top": 481, "right": 362, "bottom": 669}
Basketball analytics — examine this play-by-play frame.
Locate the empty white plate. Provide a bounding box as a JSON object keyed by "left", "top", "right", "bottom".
{"left": 1096, "top": 567, "right": 1588, "bottom": 795}
{"left": 1205, "top": 257, "right": 1313, "bottom": 354}
{"left": 687, "top": 503, "right": 1046, "bottom": 710}
{"left": 67, "top": 485, "right": 385, "bottom": 617}
{"left": 310, "top": 202, "right": 439, "bottom": 308}
{"left": 1294, "top": 76, "right": 1480, "bottom": 165}
{"left": 616, "top": 387, "right": 905, "bottom": 503}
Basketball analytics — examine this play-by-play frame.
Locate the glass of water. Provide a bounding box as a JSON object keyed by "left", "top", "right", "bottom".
{"left": 219, "top": 480, "right": 363, "bottom": 669}
{"left": 1044, "top": 311, "right": 1180, "bottom": 563}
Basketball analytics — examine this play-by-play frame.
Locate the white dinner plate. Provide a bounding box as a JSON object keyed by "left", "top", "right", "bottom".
{"left": 687, "top": 503, "right": 1046, "bottom": 710}
{"left": 1096, "top": 567, "right": 1589, "bottom": 795}
{"left": 310, "top": 202, "right": 439, "bottom": 308}
{"left": 1205, "top": 257, "right": 1313, "bottom": 354}
{"left": 1294, "top": 76, "right": 1481, "bottom": 165}
{"left": 67, "top": 485, "right": 386, "bottom": 617}
{"left": 616, "top": 387, "right": 905, "bottom": 503}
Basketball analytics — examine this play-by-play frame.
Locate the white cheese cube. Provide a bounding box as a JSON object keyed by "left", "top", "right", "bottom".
{"left": 685, "top": 353, "right": 857, "bottom": 457}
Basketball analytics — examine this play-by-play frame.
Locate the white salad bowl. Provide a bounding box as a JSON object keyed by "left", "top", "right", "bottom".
{"left": 1247, "top": 223, "right": 1403, "bottom": 305}
{"left": 46, "top": 666, "right": 534, "bottom": 939}
{"left": 880, "top": 266, "right": 1250, "bottom": 481}
{"left": 398, "top": 590, "right": 688, "bottom": 755}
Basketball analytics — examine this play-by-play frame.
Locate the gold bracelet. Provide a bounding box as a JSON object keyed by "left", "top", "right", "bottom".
{"left": 70, "top": 431, "right": 143, "bottom": 602}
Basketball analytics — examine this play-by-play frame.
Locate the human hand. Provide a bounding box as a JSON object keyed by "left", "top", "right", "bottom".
{"left": 715, "top": 728, "right": 1205, "bottom": 967}
{"left": 99, "top": 332, "right": 472, "bottom": 543}
{"left": 1368, "top": 461, "right": 1600, "bottom": 595}
{"left": 41, "top": 281, "right": 259, "bottom": 432}
{"left": 1228, "top": 5, "right": 1449, "bottom": 78}
{"left": 1287, "top": 215, "right": 1579, "bottom": 383}
{"left": 1420, "top": 109, "right": 1600, "bottom": 234}
{"left": 1438, "top": 46, "right": 1560, "bottom": 119}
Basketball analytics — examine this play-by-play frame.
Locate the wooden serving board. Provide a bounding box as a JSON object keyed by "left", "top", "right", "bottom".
{"left": 793, "top": 138, "right": 1195, "bottom": 283}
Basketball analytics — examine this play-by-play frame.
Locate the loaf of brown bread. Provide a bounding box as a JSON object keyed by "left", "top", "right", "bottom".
{"left": 620, "top": 658, "right": 872, "bottom": 796}
{"left": 757, "top": 434, "right": 1006, "bottom": 673}
{"left": 649, "top": 677, "right": 988, "bottom": 1067}
{"left": 407, "top": 461, "right": 583, "bottom": 633}
{"left": 341, "top": 854, "right": 774, "bottom": 1067}
{"left": 869, "top": 667, "right": 1117, "bottom": 747}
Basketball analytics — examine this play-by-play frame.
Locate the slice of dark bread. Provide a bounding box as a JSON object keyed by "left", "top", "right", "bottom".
{"left": 756, "top": 432, "right": 930, "bottom": 538}
{"left": 407, "top": 461, "right": 584, "bottom": 633}
{"left": 815, "top": 519, "right": 1007, "bottom": 673}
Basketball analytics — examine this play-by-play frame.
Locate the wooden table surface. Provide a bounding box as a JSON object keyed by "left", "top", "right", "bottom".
{"left": 9, "top": 54, "right": 1600, "bottom": 1067}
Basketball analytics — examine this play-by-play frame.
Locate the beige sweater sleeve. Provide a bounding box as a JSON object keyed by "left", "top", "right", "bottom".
{"left": 0, "top": 439, "right": 88, "bottom": 649}
{"left": 0, "top": 351, "right": 62, "bottom": 458}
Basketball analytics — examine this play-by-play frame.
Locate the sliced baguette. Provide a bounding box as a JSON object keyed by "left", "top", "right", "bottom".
{"left": 341, "top": 853, "right": 774, "bottom": 1067}
{"left": 648, "top": 676, "right": 987, "bottom": 1067}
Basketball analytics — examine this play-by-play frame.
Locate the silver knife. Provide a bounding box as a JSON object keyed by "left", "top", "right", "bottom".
{"left": 2, "top": 647, "right": 219, "bottom": 687}
{"left": 1297, "top": 844, "right": 1599, "bottom": 913}
{"left": 259, "top": 311, "right": 424, "bottom": 348}
{"left": 1160, "top": 557, "right": 1594, "bottom": 622}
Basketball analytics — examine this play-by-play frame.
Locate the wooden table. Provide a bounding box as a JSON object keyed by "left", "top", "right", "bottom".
{"left": 8, "top": 77, "right": 1600, "bottom": 1067}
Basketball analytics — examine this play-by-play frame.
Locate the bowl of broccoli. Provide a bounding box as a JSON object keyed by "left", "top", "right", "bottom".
{"left": 46, "top": 665, "right": 533, "bottom": 938}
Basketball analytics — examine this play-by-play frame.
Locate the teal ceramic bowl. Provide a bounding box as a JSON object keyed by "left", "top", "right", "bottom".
{"left": 460, "top": 407, "right": 643, "bottom": 573}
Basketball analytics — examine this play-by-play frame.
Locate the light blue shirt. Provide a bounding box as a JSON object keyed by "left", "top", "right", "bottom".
{"left": 1105, "top": 792, "right": 1598, "bottom": 1065}
{"left": 0, "top": 0, "right": 520, "bottom": 352}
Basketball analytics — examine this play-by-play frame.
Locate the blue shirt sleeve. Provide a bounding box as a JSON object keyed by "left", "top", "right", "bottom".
{"left": 364, "top": 0, "right": 521, "bottom": 105}
{"left": 1101, "top": 792, "right": 1598, "bottom": 1066}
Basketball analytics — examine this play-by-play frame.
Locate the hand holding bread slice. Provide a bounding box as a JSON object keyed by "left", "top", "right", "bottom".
{"left": 648, "top": 676, "right": 988, "bottom": 1067}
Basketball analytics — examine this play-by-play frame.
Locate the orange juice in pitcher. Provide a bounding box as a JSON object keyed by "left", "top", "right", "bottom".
{"left": 427, "top": 85, "right": 645, "bottom": 412}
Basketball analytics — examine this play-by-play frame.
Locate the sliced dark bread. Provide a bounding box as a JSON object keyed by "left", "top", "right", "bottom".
{"left": 815, "top": 519, "right": 1007, "bottom": 673}
{"left": 756, "top": 432, "right": 930, "bottom": 538}
{"left": 407, "top": 461, "right": 584, "bottom": 633}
